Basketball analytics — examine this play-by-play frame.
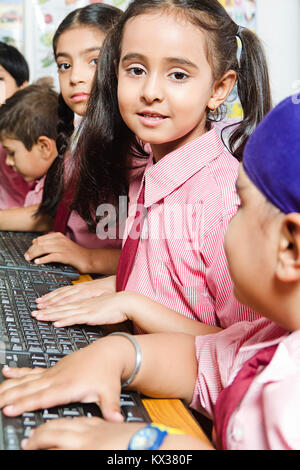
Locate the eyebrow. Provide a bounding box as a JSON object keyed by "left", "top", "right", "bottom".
{"left": 121, "top": 53, "right": 198, "bottom": 69}
{"left": 55, "top": 47, "right": 101, "bottom": 60}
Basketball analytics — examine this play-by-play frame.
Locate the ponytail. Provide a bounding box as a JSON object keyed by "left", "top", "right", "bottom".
{"left": 226, "top": 27, "right": 272, "bottom": 160}
{"left": 36, "top": 93, "right": 74, "bottom": 218}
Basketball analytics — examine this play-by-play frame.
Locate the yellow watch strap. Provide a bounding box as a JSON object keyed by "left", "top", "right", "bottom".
{"left": 151, "top": 423, "right": 185, "bottom": 435}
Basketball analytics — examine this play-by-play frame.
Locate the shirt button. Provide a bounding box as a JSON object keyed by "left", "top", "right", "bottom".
{"left": 232, "top": 425, "right": 244, "bottom": 442}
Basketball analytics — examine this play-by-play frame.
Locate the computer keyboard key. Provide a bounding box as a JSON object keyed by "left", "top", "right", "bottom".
{"left": 61, "top": 407, "right": 81, "bottom": 418}
{"left": 4, "top": 424, "right": 20, "bottom": 450}
{"left": 32, "top": 360, "right": 47, "bottom": 367}
{"left": 12, "top": 344, "right": 24, "bottom": 352}
{"left": 42, "top": 409, "right": 60, "bottom": 420}
{"left": 121, "top": 404, "right": 146, "bottom": 422}
{"left": 45, "top": 346, "right": 61, "bottom": 354}
{"left": 28, "top": 345, "right": 43, "bottom": 353}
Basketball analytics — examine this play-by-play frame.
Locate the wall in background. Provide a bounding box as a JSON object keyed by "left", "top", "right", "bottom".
{"left": 256, "top": 0, "right": 300, "bottom": 104}
{"left": 1, "top": 0, "right": 299, "bottom": 104}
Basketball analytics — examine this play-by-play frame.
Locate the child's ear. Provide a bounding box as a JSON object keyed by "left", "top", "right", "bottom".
{"left": 276, "top": 213, "right": 300, "bottom": 282}
{"left": 36, "top": 136, "right": 56, "bottom": 161}
{"left": 208, "top": 70, "right": 237, "bottom": 111}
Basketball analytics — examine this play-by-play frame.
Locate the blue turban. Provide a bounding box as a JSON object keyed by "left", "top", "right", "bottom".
{"left": 243, "top": 95, "right": 300, "bottom": 214}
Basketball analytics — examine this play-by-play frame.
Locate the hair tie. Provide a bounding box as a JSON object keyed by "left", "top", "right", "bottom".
{"left": 236, "top": 25, "right": 243, "bottom": 39}
{"left": 235, "top": 25, "right": 243, "bottom": 68}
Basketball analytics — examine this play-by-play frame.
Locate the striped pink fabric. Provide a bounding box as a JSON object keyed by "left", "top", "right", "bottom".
{"left": 191, "top": 319, "right": 287, "bottom": 418}
{"left": 0, "top": 143, "right": 32, "bottom": 209}
{"left": 66, "top": 211, "right": 122, "bottom": 250}
{"left": 22, "top": 170, "right": 122, "bottom": 250}
{"left": 23, "top": 175, "right": 45, "bottom": 207}
{"left": 191, "top": 319, "right": 289, "bottom": 449}
{"left": 125, "top": 127, "right": 261, "bottom": 329}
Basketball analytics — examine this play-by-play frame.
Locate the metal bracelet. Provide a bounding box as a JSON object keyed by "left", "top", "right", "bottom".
{"left": 109, "top": 332, "right": 142, "bottom": 388}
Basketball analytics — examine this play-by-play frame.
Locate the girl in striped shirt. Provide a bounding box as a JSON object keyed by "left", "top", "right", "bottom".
{"left": 32, "top": 0, "right": 271, "bottom": 336}
{"left": 23, "top": 4, "right": 123, "bottom": 275}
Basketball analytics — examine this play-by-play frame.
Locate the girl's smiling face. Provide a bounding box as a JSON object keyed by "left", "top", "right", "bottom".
{"left": 55, "top": 26, "right": 106, "bottom": 116}
{"left": 117, "top": 11, "right": 234, "bottom": 161}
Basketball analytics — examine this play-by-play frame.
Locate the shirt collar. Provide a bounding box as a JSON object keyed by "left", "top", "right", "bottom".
{"left": 240, "top": 335, "right": 288, "bottom": 354}
{"left": 143, "top": 126, "right": 225, "bottom": 207}
{"left": 32, "top": 174, "right": 46, "bottom": 192}
{"left": 249, "top": 330, "right": 300, "bottom": 384}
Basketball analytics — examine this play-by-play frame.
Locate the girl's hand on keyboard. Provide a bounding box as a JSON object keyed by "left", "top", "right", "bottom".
{"left": 0, "top": 336, "right": 136, "bottom": 421}
{"left": 32, "top": 291, "right": 131, "bottom": 327}
{"left": 34, "top": 289, "right": 217, "bottom": 336}
{"left": 35, "top": 275, "right": 116, "bottom": 308}
{"left": 21, "top": 418, "right": 145, "bottom": 450}
{"left": 21, "top": 416, "right": 212, "bottom": 450}
{"left": 24, "top": 232, "right": 121, "bottom": 275}
{"left": 24, "top": 232, "right": 91, "bottom": 273}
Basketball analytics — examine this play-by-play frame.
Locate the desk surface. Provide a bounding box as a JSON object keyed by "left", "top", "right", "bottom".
{"left": 74, "top": 275, "right": 211, "bottom": 446}
{"left": 143, "top": 399, "right": 210, "bottom": 443}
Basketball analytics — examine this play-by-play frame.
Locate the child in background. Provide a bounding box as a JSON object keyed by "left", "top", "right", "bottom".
{"left": 23, "top": 3, "right": 124, "bottom": 275}
{"left": 0, "top": 80, "right": 58, "bottom": 231}
{"left": 0, "top": 95, "right": 297, "bottom": 450}
{"left": 0, "top": 42, "right": 31, "bottom": 209}
{"left": 32, "top": 0, "right": 271, "bottom": 336}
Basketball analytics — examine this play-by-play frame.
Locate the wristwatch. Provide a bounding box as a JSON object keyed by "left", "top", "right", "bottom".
{"left": 128, "top": 423, "right": 183, "bottom": 450}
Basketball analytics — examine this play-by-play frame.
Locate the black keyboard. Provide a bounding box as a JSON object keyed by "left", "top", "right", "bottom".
{"left": 0, "top": 268, "right": 151, "bottom": 449}
{"left": 0, "top": 231, "right": 79, "bottom": 280}
{"left": 0, "top": 269, "right": 103, "bottom": 355}
{"left": 0, "top": 353, "right": 150, "bottom": 450}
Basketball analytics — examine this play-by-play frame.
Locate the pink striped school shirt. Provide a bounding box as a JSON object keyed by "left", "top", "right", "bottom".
{"left": 0, "top": 143, "right": 32, "bottom": 209}
{"left": 191, "top": 319, "right": 293, "bottom": 449}
{"left": 62, "top": 151, "right": 122, "bottom": 250}
{"left": 23, "top": 171, "right": 121, "bottom": 250}
{"left": 23, "top": 176, "right": 45, "bottom": 207}
{"left": 125, "top": 127, "right": 260, "bottom": 328}
{"left": 66, "top": 211, "right": 122, "bottom": 250}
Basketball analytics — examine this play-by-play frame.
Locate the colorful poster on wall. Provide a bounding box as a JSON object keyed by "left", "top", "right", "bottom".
{"left": 0, "top": 0, "right": 24, "bottom": 51}
{"left": 218, "top": 0, "right": 256, "bottom": 120}
{"left": 219, "top": 0, "right": 256, "bottom": 31}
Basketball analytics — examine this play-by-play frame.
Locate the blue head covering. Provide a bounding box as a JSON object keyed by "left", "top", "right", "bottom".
{"left": 243, "top": 95, "right": 300, "bottom": 214}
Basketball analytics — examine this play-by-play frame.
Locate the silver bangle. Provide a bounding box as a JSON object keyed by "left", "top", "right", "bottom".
{"left": 109, "top": 332, "right": 142, "bottom": 388}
